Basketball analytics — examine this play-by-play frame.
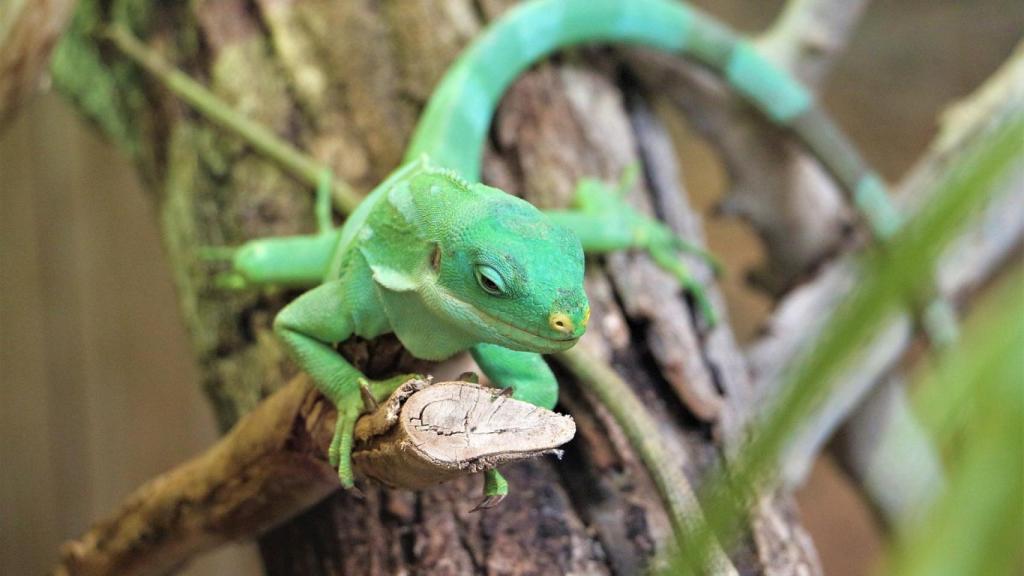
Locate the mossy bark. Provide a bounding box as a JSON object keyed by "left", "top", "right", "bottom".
{"left": 51, "top": 0, "right": 819, "bottom": 573}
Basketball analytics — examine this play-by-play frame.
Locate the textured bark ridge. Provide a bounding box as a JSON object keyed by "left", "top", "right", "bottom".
{"left": 51, "top": 0, "right": 821, "bottom": 573}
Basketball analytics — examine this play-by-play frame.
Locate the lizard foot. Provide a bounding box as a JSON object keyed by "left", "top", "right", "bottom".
{"left": 470, "top": 494, "right": 506, "bottom": 512}
{"left": 471, "top": 469, "right": 509, "bottom": 512}
{"left": 647, "top": 238, "right": 718, "bottom": 327}
{"left": 575, "top": 174, "right": 720, "bottom": 326}
{"left": 327, "top": 373, "right": 420, "bottom": 489}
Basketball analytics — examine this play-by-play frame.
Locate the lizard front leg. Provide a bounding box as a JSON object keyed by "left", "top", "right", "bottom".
{"left": 469, "top": 344, "right": 560, "bottom": 510}
{"left": 545, "top": 176, "right": 720, "bottom": 325}
{"left": 274, "top": 280, "right": 415, "bottom": 488}
{"left": 471, "top": 343, "right": 559, "bottom": 409}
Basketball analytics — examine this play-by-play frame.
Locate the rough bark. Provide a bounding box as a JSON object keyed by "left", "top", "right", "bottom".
{"left": 51, "top": 0, "right": 821, "bottom": 574}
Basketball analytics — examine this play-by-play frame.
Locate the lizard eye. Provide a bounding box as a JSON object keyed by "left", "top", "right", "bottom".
{"left": 475, "top": 265, "right": 506, "bottom": 296}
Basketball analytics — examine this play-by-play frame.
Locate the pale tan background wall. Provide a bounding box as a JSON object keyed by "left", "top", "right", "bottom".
{"left": 0, "top": 94, "right": 265, "bottom": 575}
{"left": 1, "top": 1, "right": 1019, "bottom": 575}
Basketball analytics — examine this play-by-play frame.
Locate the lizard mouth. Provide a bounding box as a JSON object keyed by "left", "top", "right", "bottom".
{"left": 471, "top": 304, "right": 579, "bottom": 350}
{"left": 487, "top": 310, "right": 579, "bottom": 344}
{"left": 420, "top": 280, "right": 579, "bottom": 351}
{"left": 441, "top": 291, "right": 579, "bottom": 351}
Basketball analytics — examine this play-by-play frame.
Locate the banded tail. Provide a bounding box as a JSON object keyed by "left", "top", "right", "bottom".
{"left": 406, "top": 0, "right": 900, "bottom": 239}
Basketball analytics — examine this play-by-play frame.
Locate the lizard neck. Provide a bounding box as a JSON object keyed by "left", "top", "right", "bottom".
{"left": 375, "top": 282, "right": 480, "bottom": 361}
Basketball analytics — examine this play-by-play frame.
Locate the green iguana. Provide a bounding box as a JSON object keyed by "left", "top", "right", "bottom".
{"left": 197, "top": 0, "right": 913, "bottom": 508}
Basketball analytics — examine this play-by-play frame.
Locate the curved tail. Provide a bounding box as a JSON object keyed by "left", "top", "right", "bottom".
{"left": 405, "top": 0, "right": 899, "bottom": 239}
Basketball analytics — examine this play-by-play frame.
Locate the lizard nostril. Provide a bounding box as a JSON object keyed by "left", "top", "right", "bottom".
{"left": 549, "top": 312, "right": 573, "bottom": 334}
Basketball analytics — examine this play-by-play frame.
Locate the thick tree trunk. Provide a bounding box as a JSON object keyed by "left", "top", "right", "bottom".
{"left": 52, "top": 0, "right": 820, "bottom": 573}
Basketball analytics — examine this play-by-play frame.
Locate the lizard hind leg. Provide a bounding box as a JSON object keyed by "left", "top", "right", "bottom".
{"left": 197, "top": 170, "right": 341, "bottom": 291}
{"left": 197, "top": 230, "right": 342, "bottom": 291}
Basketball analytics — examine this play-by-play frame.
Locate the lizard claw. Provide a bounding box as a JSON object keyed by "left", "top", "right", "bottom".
{"left": 670, "top": 234, "right": 723, "bottom": 277}
{"left": 328, "top": 375, "right": 419, "bottom": 491}
{"left": 471, "top": 469, "right": 509, "bottom": 512}
{"left": 458, "top": 371, "right": 480, "bottom": 384}
{"left": 470, "top": 493, "right": 507, "bottom": 512}
{"left": 358, "top": 380, "right": 379, "bottom": 412}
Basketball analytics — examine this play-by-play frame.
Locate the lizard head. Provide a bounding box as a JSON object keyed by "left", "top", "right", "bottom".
{"left": 434, "top": 187, "right": 589, "bottom": 353}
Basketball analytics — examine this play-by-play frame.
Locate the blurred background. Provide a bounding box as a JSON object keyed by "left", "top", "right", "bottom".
{"left": 1, "top": 1, "right": 1020, "bottom": 574}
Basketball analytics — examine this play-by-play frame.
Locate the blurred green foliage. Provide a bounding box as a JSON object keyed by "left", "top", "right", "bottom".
{"left": 888, "top": 269, "right": 1022, "bottom": 576}
{"left": 665, "top": 114, "right": 1024, "bottom": 574}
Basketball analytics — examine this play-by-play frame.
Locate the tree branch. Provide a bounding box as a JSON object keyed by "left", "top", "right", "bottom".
{"left": 627, "top": 96, "right": 822, "bottom": 575}
{"left": 0, "top": 0, "right": 78, "bottom": 131}
{"left": 747, "top": 46, "right": 1024, "bottom": 520}
{"left": 831, "top": 377, "right": 943, "bottom": 523}
{"left": 102, "top": 25, "right": 361, "bottom": 214}
{"left": 624, "top": 56, "right": 849, "bottom": 291}
{"left": 53, "top": 378, "right": 575, "bottom": 576}
{"left": 756, "top": 0, "right": 872, "bottom": 89}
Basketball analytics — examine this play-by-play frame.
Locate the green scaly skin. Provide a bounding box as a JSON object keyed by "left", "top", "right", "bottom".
{"left": 187, "top": 0, "right": 919, "bottom": 511}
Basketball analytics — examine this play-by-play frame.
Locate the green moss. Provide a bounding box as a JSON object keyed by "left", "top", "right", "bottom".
{"left": 50, "top": 1, "right": 139, "bottom": 151}
{"left": 50, "top": 0, "right": 162, "bottom": 155}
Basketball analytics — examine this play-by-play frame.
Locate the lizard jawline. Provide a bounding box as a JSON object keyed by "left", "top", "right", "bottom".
{"left": 426, "top": 283, "right": 578, "bottom": 353}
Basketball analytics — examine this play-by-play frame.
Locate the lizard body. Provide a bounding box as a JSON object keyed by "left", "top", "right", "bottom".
{"left": 271, "top": 157, "right": 588, "bottom": 497}
{"left": 204, "top": 0, "right": 909, "bottom": 506}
